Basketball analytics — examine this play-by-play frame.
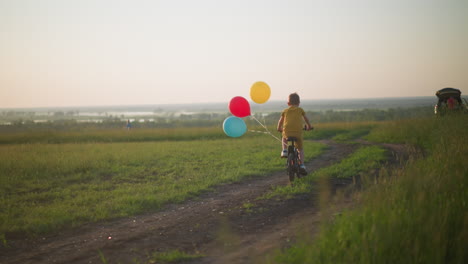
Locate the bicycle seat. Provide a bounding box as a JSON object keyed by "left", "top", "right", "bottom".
{"left": 287, "top": 137, "right": 297, "bottom": 142}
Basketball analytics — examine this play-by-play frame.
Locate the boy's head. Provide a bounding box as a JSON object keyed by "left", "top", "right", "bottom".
{"left": 288, "top": 93, "right": 300, "bottom": 106}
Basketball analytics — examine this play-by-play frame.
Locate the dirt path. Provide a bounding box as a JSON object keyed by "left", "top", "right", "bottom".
{"left": 0, "top": 140, "right": 406, "bottom": 264}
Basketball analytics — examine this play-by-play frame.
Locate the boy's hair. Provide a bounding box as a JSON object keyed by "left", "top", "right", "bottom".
{"left": 289, "top": 93, "right": 300, "bottom": 105}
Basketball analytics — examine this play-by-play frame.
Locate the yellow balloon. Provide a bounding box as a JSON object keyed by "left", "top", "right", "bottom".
{"left": 250, "top": 81, "right": 271, "bottom": 104}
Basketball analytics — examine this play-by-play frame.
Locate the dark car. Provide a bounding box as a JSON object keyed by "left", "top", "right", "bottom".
{"left": 434, "top": 87, "right": 467, "bottom": 114}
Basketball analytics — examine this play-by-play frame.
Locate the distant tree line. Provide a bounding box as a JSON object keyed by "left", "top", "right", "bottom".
{"left": 259, "top": 106, "right": 433, "bottom": 124}
{"left": 310, "top": 107, "right": 434, "bottom": 122}
{"left": 0, "top": 107, "right": 435, "bottom": 133}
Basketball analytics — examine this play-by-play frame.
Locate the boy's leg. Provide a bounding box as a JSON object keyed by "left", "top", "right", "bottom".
{"left": 298, "top": 149, "right": 305, "bottom": 164}
{"left": 295, "top": 137, "right": 304, "bottom": 163}
{"left": 298, "top": 149, "right": 307, "bottom": 175}
{"left": 281, "top": 137, "right": 288, "bottom": 158}
{"left": 296, "top": 137, "right": 307, "bottom": 175}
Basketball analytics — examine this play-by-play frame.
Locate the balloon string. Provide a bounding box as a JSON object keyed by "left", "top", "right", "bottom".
{"left": 250, "top": 115, "right": 282, "bottom": 143}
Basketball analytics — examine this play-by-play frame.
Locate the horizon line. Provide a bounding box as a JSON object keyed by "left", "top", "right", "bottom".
{"left": 0, "top": 96, "right": 444, "bottom": 110}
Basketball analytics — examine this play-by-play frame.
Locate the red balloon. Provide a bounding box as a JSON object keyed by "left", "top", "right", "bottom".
{"left": 229, "top": 96, "right": 251, "bottom": 117}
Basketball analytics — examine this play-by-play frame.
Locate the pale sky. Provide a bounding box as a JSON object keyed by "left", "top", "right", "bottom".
{"left": 1, "top": 0, "right": 467, "bottom": 108}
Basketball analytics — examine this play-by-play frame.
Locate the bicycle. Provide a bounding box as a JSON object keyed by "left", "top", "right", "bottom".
{"left": 285, "top": 136, "right": 307, "bottom": 184}
{"left": 282, "top": 126, "right": 312, "bottom": 184}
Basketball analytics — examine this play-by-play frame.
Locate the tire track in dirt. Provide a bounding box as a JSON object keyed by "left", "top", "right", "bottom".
{"left": 1, "top": 140, "right": 407, "bottom": 264}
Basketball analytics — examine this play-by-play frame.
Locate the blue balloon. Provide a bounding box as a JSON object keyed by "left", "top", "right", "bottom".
{"left": 223, "top": 116, "right": 247, "bottom": 137}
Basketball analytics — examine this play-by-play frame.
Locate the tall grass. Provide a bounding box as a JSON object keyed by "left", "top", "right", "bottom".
{"left": 273, "top": 114, "right": 468, "bottom": 263}
{"left": 0, "top": 134, "right": 324, "bottom": 238}
{"left": 148, "top": 249, "right": 204, "bottom": 263}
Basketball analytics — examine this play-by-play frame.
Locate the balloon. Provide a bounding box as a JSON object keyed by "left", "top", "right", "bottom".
{"left": 229, "top": 96, "right": 251, "bottom": 117}
{"left": 250, "top": 81, "right": 271, "bottom": 104}
{"left": 223, "top": 116, "right": 247, "bottom": 138}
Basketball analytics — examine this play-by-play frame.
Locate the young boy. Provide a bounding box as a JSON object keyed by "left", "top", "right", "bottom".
{"left": 277, "top": 93, "right": 313, "bottom": 173}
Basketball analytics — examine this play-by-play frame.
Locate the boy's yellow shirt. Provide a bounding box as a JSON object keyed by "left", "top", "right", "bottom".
{"left": 281, "top": 106, "right": 305, "bottom": 135}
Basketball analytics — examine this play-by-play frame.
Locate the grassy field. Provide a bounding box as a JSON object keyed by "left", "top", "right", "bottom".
{"left": 261, "top": 145, "right": 387, "bottom": 200}
{"left": 273, "top": 114, "right": 468, "bottom": 264}
{"left": 0, "top": 128, "right": 327, "bottom": 238}
{"left": 5, "top": 115, "right": 464, "bottom": 264}
{"left": 0, "top": 127, "right": 225, "bottom": 144}
{"left": 303, "top": 122, "right": 376, "bottom": 142}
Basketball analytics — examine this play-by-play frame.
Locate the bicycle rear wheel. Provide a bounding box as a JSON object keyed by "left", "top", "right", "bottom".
{"left": 287, "top": 153, "right": 296, "bottom": 183}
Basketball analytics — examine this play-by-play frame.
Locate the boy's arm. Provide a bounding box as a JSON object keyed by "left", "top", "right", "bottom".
{"left": 277, "top": 116, "right": 284, "bottom": 132}
{"left": 303, "top": 115, "right": 313, "bottom": 130}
